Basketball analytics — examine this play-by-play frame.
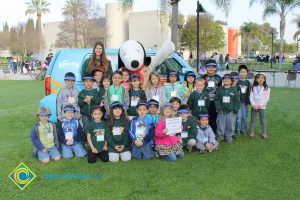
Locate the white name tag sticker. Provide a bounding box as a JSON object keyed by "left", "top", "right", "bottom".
{"left": 112, "top": 127, "right": 122, "bottom": 136}
{"left": 97, "top": 134, "right": 104, "bottom": 142}
{"left": 240, "top": 86, "right": 246, "bottom": 94}
{"left": 181, "top": 131, "right": 188, "bottom": 138}
{"left": 254, "top": 94, "right": 261, "bottom": 100}
{"left": 198, "top": 100, "right": 205, "bottom": 106}
{"left": 203, "top": 137, "right": 208, "bottom": 143}
{"left": 47, "top": 132, "right": 54, "bottom": 140}
{"left": 152, "top": 96, "right": 159, "bottom": 102}
{"left": 136, "top": 125, "right": 146, "bottom": 139}
{"left": 111, "top": 95, "right": 118, "bottom": 102}
{"left": 68, "top": 97, "right": 75, "bottom": 104}
{"left": 131, "top": 100, "right": 138, "bottom": 107}
{"left": 208, "top": 81, "right": 215, "bottom": 88}
{"left": 171, "top": 91, "right": 177, "bottom": 97}
{"left": 223, "top": 96, "right": 230, "bottom": 103}
{"left": 65, "top": 132, "right": 73, "bottom": 140}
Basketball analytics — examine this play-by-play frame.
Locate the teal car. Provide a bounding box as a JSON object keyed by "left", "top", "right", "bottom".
{"left": 40, "top": 48, "right": 197, "bottom": 122}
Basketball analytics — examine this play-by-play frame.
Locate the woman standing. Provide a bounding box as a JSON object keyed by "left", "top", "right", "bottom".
{"left": 81, "top": 41, "right": 113, "bottom": 78}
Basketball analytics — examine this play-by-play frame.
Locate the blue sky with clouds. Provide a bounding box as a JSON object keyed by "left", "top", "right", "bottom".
{"left": 0, "top": 0, "right": 298, "bottom": 42}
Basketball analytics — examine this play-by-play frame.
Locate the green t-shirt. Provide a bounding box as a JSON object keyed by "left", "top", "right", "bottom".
{"left": 108, "top": 85, "right": 124, "bottom": 105}
{"left": 106, "top": 119, "right": 130, "bottom": 153}
{"left": 87, "top": 120, "right": 110, "bottom": 152}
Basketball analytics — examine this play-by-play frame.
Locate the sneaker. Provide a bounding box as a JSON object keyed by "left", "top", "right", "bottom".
{"left": 232, "top": 135, "right": 237, "bottom": 139}
{"left": 199, "top": 149, "right": 206, "bottom": 154}
{"left": 227, "top": 139, "right": 232, "bottom": 144}
{"left": 187, "top": 146, "right": 193, "bottom": 152}
{"left": 249, "top": 132, "right": 255, "bottom": 139}
{"left": 261, "top": 133, "right": 268, "bottom": 139}
{"left": 240, "top": 131, "right": 246, "bottom": 135}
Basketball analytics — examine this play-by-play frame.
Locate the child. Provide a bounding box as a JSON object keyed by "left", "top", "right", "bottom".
{"left": 56, "top": 72, "right": 80, "bottom": 122}
{"left": 195, "top": 113, "right": 219, "bottom": 153}
{"left": 100, "top": 74, "right": 111, "bottom": 107}
{"left": 129, "top": 102, "right": 155, "bottom": 160}
{"left": 127, "top": 74, "right": 147, "bottom": 118}
{"left": 164, "top": 71, "right": 187, "bottom": 103}
{"left": 86, "top": 106, "right": 109, "bottom": 163}
{"left": 249, "top": 73, "right": 270, "bottom": 139}
{"left": 78, "top": 75, "right": 101, "bottom": 131}
{"left": 104, "top": 71, "right": 129, "bottom": 118}
{"left": 177, "top": 105, "right": 197, "bottom": 152}
{"left": 229, "top": 71, "right": 240, "bottom": 138}
{"left": 155, "top": 103, "right": 184, "bottom": 161}
{"left": 187, "top": 77, "right": 210, "bottom": 117}
{"left": 146, "top": 99, "right": 160, "bottom": 127}
{"left": 121, "top": 67, "right": 130, "bottom": 89}
{"left": 106, "top": 102, "right": 131, "bottom": 162}
{"left": 170, "top": 97, "right": 181, "bottom": 117}
{"left": 145, "top": 72, "right": 165, "bottom": 111}
{"left": 183, "top": 71, "right": 196, "bottom": 101}
{"left": 92, "top": 68, "right": 103, "bottom": 91}
{"left": 236, "top": 65, "right": 252, "bottom": 135}
{"left": 30, "top": 107, "right": 61, "bottom": 164}
{"left": 202, "top": 59, "right": 222, "bottom": 133}
{"left": 215, "top": 74, "right": 241, "bottom": 144}
{"left": 59, "top": 105, "right": 86, "bottom": 159}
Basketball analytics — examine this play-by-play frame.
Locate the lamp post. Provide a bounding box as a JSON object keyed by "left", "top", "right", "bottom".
{"left": 178, "top": 24, "right": 183, "bottom": 57}
{"left": 196, "top": 1, "right": 206, "bottom": 73}
{"left": 269, "top": 28, "right": 276, "bottom": 69}
{"left": 297, "top": 38, "right": 300, "bottom": 53}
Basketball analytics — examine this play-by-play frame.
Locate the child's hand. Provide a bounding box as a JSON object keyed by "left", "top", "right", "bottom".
{"left": 58, "top": 117, "right": 62, "bottom": 122}
{"left": 92, "top": 147, "right": 98, "bottom": 154}
{"left": 115, "top": 145, "right": 121, "bottom": 152}
{"left": 178, "top": 137, "right": 183, "bottom": 144}
{"left": 103, "top": 146, "right": 107, "bottom": 151}
{"left": 163, "top": 128, "right": 168, "bottom": 134}
{"left": 183, "top": 81, "right": 187, "bottom": 86}
{"left": 66, "top": 139, "right": 73, "bottom": 146}
{"left": 42, "top": 148, "right": 47, "bottom": 153}
{"left": 134, "top": 140, "right": 143, "bottom": 147}
{"left": 76, "top": 115, "right": 81, "bottom": 120}
{"left": 119, "top": 145, "right": 125, "bottom": 152}
{"left": 206, "top": 143, "right": 213, "bottom": 152}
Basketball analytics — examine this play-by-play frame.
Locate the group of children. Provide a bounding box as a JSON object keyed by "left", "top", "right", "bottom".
{"left": 30, "top": 59, "right": 270, "bottom": 164}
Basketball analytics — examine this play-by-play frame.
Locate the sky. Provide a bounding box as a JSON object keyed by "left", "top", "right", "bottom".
{"left": 0, "top": 0, "right": 298, "bottom": 43}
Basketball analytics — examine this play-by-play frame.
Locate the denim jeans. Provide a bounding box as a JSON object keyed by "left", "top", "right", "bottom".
{"left": 62, "top": 143, "right": 87, "bottom": 158}
{"left": 237, "top": 103, "right": 248, "bottom": 134}
{"left": 162, "top": 152, "right": 184, "bottom": 162}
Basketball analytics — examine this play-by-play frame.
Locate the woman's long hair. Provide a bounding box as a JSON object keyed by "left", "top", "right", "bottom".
{"left": 88, "top": 41, "right": 109, "bottom": 73}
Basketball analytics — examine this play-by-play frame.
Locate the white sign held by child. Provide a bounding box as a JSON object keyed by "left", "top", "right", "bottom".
{"left": 166, "top": 117, "right": 182, "bottom": 135}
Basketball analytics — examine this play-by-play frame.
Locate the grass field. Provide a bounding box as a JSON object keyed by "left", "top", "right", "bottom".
{"left": 0, "top": 80, "right": 300, "bottom": 200}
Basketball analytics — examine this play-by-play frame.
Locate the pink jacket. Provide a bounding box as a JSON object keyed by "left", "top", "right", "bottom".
{"left": 250, "top": 86, "right": 270, "bottom": 109}
{"left": 155, "top": 120, "right": 180, "bottom": 145}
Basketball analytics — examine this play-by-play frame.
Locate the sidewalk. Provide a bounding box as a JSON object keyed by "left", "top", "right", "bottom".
{"left": 0, "top": 70, "right": 37, "bottom": 80}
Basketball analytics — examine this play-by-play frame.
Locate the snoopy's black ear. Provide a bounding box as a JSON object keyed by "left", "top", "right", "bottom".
{"left": 118, "top": 49, "right": 125, "bottom": 69}
{"left": 144, "top": 57, "right": 151, "bottom": 66}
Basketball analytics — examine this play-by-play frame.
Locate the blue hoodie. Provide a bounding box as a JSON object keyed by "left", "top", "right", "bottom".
{"left": 129, "top": 115, "right": 155, "bottom": 145}
{"left": 59, "top": 118, "right": 84, "bottom": 145}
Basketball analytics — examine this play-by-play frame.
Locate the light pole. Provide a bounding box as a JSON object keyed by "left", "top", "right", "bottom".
{"left": 269, "top": 28, "right": 276, "bottom": 69}
{"left": 196, "top": 1, "right": 206, "bottom": 73}
{"left": 178, "top": 24, "right": 183, "bottom": 56}
{"left": 297, "top": 38, "right": 300, "bottom": 53}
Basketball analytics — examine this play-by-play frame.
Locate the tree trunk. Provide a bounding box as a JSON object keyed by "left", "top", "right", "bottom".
{"left": 37, "top": 13, "right": 43, "bottom": 56}
{"left": 279, "top": 13, "right": 285, "bottom": 69}
{"left": 171, "top": 2, "right": 178, "bottom": 51}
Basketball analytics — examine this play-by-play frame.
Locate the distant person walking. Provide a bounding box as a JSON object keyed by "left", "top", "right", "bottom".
{"left": 225, "top": 54, "right": 230, "bottom": 70}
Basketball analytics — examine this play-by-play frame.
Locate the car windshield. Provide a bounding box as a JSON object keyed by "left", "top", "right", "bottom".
{"left": 150, "top": 56, "right": 183, "bottom": 75}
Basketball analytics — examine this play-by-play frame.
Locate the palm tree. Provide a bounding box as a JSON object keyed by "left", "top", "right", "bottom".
{"left": 292, "top": 14, "right": 300, "bottom": 40}
{"left": 250, "top": 0, "right": 300, "bottom": 69}
{"left": 25, "top": 0, "right": 50, "bottom": 55}
{"left": 119, "top": 0, "right": 232, "bottom": 51}
{"left": 62, "top": 0, "right": 82, "bottom": 48}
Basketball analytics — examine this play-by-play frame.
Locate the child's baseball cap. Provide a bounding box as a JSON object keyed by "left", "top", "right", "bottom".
{"left": 130, "top": 74, "right": 141, "bottom": 80}
{"left": 64, "top": 72, "right": 76, "bottom": 81}
{"left": 136, "top": 102, "right": 148, "bottom": 109}
{"left": 111, "top": 101, "right": 124, "bottom": 109}
{"left": 63, "top": 105, "right": 76, "bottom": 112}
{"left": 37, "top": 106, "right": 52, "bottom": 116}
{"left": 230, "top": 71, "right": 239, "bottom": 79}
{"left": 168, "top": 71, "right": 178, "bottom": 76}
{"left": 82, "top": 75, "right": 95, "bottom": 81}
{"left": 161, "top": 103, "right": 173, "bottom": 109}
{"left": 177, "top": 105, "right": 191, "bottom": 114}
{"left": 148, "top": 99, "right": 159, "bottom": 107}
{"left": 198, "top": 113, "right": 209, "bottom": 119}
{"left": 222, "top": 74, "right": 232, "bottom": 80}
{"left": 205, "top": 59, "right": 217, "bottom": 67}
{"left": 185, "top": 71, "right": 197, "bottom": 77}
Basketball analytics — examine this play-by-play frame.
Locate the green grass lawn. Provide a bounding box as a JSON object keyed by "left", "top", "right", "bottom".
{"left": 0, "top": 80, "right": 300, "bottom": 199}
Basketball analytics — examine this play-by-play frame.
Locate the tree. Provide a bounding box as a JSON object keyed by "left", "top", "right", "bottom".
{"left": 292, "top": 14, "right": 300, "bottom": 40}
{"left": 119, "top": 0, "right": 232, "bottom": 51}
{"left": 250, "top": 0, "right": 300, "bottom": 69}
{"left": 181, "top": 14, "right": 225, "bottom": 53}
{"left": 56, "top": 0, "right": 103, "bottom": 48}
{"left": 0, "top": 22, "right": 10, "bottom": 49}
{"left": 25, "top": 0, "right": 50, "bottom": 55}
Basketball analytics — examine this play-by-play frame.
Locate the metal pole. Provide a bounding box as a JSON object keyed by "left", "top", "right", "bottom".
{"left": 196, "top": 1, "right": 200, "bottom": 73}
{"left": 271, "top": 32, "right": 273, "bottom": 69}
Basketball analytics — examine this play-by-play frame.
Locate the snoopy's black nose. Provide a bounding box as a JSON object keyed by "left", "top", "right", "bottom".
{"left": 131, "top": 60, "right": 139, "bottom": 68}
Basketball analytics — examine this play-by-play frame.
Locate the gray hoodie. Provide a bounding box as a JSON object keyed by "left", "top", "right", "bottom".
{"left": 56, "top": 87, "right": 81, "bottom": 119}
